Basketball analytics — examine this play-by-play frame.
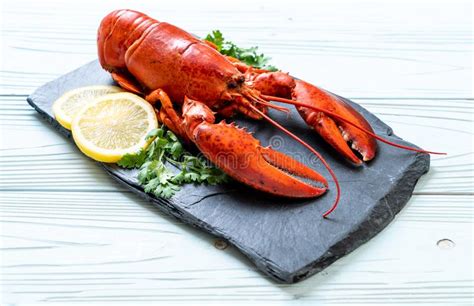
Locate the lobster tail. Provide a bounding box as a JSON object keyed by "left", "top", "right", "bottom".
{"left": 98, "top": 9, "right": 156, "bottom": 72}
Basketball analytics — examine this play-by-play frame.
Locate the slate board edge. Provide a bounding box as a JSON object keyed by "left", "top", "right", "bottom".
{"left": 25, "top": 61, "right": 431, "bottom": 284}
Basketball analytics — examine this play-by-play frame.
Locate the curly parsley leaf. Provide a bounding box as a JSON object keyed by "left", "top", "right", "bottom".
{"left": 117, "top": 149, "right": 147, "bottom": 168}
{"left": 118, "top": 127, "right": 229, "bottom": 199}
{"left": 205, "top": 30, "right": 277, "bottom": 71}
{"left": 205, "top": 30, "right": 224, "bottom": 50}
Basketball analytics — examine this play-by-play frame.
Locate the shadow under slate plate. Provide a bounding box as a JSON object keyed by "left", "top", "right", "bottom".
{"left": 27, "top": 60, "right": 430, "bottom": 283}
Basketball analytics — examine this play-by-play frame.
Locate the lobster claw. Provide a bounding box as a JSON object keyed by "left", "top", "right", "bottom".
{"left": 251, "top": 72, "right": 377, "bottom": 165}
{"left": 182, "top": 97, "right": 327, "bottom": 198}
{"left": 293, "top": 80, "right": 377, "bottom": 165}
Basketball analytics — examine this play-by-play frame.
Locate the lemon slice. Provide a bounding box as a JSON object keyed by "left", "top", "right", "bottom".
{"left": 53, "top": 85, "right": 124, "bottom": 130}
{"left": 71, "top": 92, "right": 158, "bottom": 163}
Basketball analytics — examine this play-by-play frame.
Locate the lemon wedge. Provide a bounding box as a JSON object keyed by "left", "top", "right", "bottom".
{"left": 53, "top": 85, "right": 124, "bottom": 130}
{"left": 71, "top": 92, "right": 158, "bottom": 163}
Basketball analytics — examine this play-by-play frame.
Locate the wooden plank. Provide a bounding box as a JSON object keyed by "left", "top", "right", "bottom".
{"left": 1, "top": 96, "right": 472, "bottom": 194}
{"left": 1, "top": 0, "right": 472, "bottom": 97}
{"left": 0, "top": 192, "right": 472, "bottom": 303}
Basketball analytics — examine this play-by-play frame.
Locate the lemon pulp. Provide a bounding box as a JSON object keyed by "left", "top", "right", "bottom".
{"left": 53, "top": 85, "right": 123, "bottom": 130}
{"left": 71, "top": 92, "right": 158, "bottom": 163}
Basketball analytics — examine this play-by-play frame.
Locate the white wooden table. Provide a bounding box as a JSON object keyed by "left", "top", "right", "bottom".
{"left": 1, "top": 0, "right": 473, "bottom": 304}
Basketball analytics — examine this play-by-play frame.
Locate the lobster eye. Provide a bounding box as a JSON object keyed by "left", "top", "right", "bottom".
{"left": 227, "top": 81, "right": 238, "bottom": 89}
{"left": 228, "top": 76, "right": 245, "bottom": 89}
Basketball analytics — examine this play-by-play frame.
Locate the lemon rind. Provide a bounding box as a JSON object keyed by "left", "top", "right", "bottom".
{"left": 52, "top": 85, "right": 124, "bottom": 130}
{"left": 71, "top": 92, "right": 158, "bottom": 163}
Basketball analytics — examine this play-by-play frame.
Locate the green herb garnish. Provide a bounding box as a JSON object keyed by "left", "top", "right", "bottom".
{"left": 118, "top": 127, "right": 228, "bottom": 199}
{"left": 205, "top": 30, "right": 278, "bottom": 71}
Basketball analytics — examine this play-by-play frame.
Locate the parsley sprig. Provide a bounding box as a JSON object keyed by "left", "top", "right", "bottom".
{"left": 205, "top": 30, "right": 278, "bottom": 71}
{"left": 118, "top": 127, "right": 228, "bottom": 199}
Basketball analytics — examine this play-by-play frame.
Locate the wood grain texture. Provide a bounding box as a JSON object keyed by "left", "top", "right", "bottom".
{"left": 1, "top": 0, "right": 472, "bottom": 98}
{"left": 1, "top": 0, "right": 473, "bottom": 304}
{"left": 1, "top": 192, "right": 473, "bottom": 303}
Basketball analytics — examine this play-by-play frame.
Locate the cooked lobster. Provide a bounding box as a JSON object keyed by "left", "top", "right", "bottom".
{"left": 97, "top": 9, "right": 439, "bottom": 216}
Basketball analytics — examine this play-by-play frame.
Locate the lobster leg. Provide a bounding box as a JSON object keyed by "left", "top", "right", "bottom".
{"left": 182, "top": 96, "right": 327, "bottom": 198}
{"left": 111, "top": 71, "right": 143, "bottom": 95}
{"left": 111, "top": 69, "right": 190, "bottom": 141}
{"left": 252, "top": 72, "right": 377, "bottom": 165}
{"left": 145, "top": 88, "right": 190, "bottom": 142}
{"left": 111, "top": 70, "right": 189, "bottom": 141}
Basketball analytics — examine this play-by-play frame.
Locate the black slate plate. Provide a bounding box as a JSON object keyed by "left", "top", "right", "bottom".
{"left": 27, "top": 60, "right": 429, "bottom": 283}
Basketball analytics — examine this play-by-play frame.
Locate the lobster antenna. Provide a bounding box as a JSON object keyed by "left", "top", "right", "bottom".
{"left": 256, "top": 99, "right": 290, "bottom": 113}
{"left": 248, "top": 103, "right": 340, "bottom": 218}
{"left": 260, "top": 95, "right": 446, "bottom": 155}
{"left": 243, "top": 90, "right": 290, "bottom": 114}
